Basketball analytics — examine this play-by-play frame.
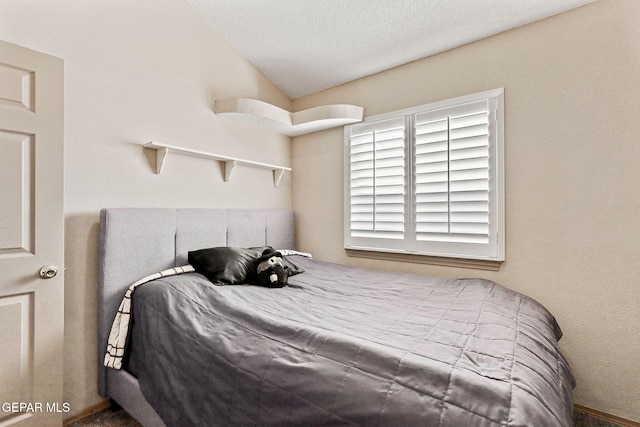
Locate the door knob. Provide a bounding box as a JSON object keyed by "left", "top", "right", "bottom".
{"left": 39, "top": 265, "right": 58, "bottom": 279}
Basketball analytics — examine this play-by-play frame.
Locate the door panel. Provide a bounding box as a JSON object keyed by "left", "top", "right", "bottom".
{"left": 0, "top": 40, "right": 64, "bottom": 427}
{"left": 0, "top": 62, "right": 34, "bottom": 111}
{"left": 0, "top": 131, "right": 34, "bottom": 256}
{"left": 0, "top": 294, "right": 33, "bottom": 405}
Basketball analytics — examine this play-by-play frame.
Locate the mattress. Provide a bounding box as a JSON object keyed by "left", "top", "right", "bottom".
{"left": 125, "top": 255, "right": 574, "bottom": 426}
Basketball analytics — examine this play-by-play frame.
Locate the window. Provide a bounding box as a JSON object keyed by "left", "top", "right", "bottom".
{"left": 344, "top": 89, "right": 504, "bottom": 262}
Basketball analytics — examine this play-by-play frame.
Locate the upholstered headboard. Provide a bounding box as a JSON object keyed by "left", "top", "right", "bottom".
{"left": 97, "top": 208, "right": 295, "bottom": 396}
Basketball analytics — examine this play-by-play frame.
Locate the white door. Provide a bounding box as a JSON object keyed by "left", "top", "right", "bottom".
{"left": 0, "top": 40, "right": 64, "bottom": 427}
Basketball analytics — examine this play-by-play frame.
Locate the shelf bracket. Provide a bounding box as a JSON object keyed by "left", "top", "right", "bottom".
{"left": 273, "top": 168, "right": 285, "bottom": 188}
{"left": 155, "top": 147, "right": 169, "bottom": 174}
{"left": 224, "top": 160, "right": 237, "bottom": 182}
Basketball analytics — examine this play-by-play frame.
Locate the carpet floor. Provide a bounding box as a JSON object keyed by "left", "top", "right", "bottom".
{"left": 66, "top": 407, "right": 141, "bottom": 427}
{"left": 66, "top": 406, "right": 631, "bottom": 427}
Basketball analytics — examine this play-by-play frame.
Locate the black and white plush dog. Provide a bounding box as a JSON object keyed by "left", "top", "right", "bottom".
{"left": 255, "top": 248, "right": 288, "bottom": 288}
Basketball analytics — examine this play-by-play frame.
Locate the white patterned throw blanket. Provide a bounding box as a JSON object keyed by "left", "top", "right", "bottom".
{"left": 104, "top": 264, "right": 195, "bottom": 370}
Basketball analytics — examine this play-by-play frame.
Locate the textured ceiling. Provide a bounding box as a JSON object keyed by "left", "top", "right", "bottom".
{"left": 187, "top": 0, "right": 598, "bottom": 99}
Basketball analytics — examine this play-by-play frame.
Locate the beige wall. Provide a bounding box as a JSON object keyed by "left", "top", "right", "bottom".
{"left": 0, "top": 0, "right": 292, "bottom": 418}
{"left": 293, "top": 0, "right": 640, "bottom": 422}
{"left": 2, "top": 0, "right": 638, "bottom": 423}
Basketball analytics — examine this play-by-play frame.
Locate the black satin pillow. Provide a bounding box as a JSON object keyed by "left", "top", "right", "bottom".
{"left": 188, "top": 246, "right": 271, "bottom": 285}
{"left": 281, "top": 256, "right": 304, "bottom": 276}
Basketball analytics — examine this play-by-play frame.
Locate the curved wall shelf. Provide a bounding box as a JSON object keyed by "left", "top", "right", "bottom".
{"left": 214, "top": 98, "right": 364, "bottom": 137}
{"left": 144, "top": 141, "right": 290, "bottom": 187}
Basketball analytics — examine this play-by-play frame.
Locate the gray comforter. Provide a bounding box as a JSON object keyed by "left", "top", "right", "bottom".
{"left": 127, "top": 256, "right": 574, "bottom": 426}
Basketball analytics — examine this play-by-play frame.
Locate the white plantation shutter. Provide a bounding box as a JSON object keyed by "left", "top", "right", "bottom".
{"left": 414, "top": 99, "right": 495, "bottom": 257}
{"left": 346, "top": 117, "right": 407, "bottom": 249}
{"left": 345, "top": 89, "right": 504, "bottom": 261}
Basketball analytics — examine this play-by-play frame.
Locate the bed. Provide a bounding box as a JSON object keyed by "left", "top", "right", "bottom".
{"left": 98, "top": 208, "right": 575, "bottom": 427}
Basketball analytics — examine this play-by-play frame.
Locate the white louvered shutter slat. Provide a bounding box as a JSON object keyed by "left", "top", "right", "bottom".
{"left": 415, "top": 115, "right": 449, "bottom": 239}
{"left": 449, "top": 104, "right": 490, "bottom": 243}
{"left": 349, "top": 131, "right": 374, "bottom": 234}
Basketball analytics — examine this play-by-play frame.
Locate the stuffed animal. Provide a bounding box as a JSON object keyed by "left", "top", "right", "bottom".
{"left": 255, "top": 248, "right": 288, "bottom": 288}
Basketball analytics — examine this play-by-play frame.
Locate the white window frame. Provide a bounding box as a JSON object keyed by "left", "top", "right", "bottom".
{"left": 344, "top": 88, "right": 504, "bottom": 262}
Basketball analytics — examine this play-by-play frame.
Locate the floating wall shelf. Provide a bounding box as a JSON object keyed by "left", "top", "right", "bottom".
{"left": 214, "top": 98, "right": 364, "bottom": 137}
{"left": 144, "top": 141, "right": 291, "bottom": 187}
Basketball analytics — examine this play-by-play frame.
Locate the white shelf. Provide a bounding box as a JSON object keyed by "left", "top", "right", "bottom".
{"left": 214, "top": 98, "right": 364, "bottom": 137}
{"left": 144, "top": 141, "right": 291, "bottom": 187}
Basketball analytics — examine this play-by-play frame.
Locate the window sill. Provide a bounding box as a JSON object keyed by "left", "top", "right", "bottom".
{"left": 345, "top": 249, "right": 502, "bottom": 271}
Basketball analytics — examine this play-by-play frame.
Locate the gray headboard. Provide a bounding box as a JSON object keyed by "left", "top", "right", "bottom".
{"left": 97, "top": 208, "right": 295, "bottom": 396}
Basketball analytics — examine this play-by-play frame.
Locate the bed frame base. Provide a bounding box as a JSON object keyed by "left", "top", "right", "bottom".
{"left": 106, "top": 369, "right": 166, "bottom": 427}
